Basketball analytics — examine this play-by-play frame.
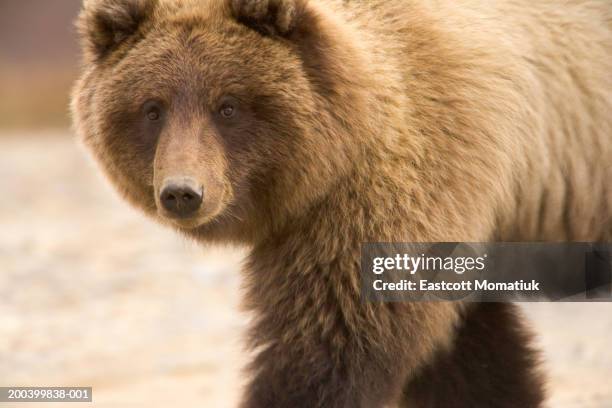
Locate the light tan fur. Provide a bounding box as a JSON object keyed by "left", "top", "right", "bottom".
{"left": 72, "top": 0, "right": 611, "bottom": 406}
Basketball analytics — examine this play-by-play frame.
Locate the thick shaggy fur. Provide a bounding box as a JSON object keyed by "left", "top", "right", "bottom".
{"left": 72, "top": 0, "right": 611, "bottom": 406}
{"left": 401, "top": 303, "right": 544, "bottom": 408}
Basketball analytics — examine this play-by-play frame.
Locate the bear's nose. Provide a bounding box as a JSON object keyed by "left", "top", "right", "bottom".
{"left": 160, "top": 178, "right": 203, "bottom": 218}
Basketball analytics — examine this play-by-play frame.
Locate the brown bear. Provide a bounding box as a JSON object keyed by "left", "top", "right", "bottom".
{"left": 72, "top": 0, "right": 612, "bottom": 406}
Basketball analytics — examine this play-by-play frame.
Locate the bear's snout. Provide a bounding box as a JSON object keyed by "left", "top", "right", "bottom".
{"left": 159, "top": 177, "right": 203, "bottom": 219}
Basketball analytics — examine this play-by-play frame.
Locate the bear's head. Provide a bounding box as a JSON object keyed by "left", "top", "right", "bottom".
{"left": 72, "top": 0, "right": 379, "bottom": 242}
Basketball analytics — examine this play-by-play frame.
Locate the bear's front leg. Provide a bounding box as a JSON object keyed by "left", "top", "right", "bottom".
{"left": 242, "top": 338, "right": 404, "bottom": 407}
{"left": 241, "top": 250, "right": 460, "bottom": 408}
{"left": 401, "top": 303, "right": 545, "bottom": 408}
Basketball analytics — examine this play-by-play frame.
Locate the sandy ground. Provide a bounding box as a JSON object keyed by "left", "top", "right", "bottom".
{"left": 0, "top": 132, "right": 611, "bottom": 408}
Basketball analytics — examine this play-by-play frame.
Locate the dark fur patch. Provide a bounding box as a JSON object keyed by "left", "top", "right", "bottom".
{"left": 403, "top": 303, "right": 545, "bottom": 408}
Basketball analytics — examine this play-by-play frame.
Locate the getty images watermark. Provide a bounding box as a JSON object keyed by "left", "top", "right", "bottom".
{"left": 361, "top": 243, "right": 612, "bottom": 302}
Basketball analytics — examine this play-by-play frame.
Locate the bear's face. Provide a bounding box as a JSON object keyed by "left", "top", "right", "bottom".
{"left": 72, "top": 0, "right": 344, "bottom": 238}
{"left": 72, "top": 0, "right": 366, "bottom": 239}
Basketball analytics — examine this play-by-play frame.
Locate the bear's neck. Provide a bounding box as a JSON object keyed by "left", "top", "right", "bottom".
{"left": 247, "top": 166, "right": 403, "bottom": 276}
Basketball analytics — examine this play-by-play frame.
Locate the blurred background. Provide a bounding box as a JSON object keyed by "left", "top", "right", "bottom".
{"left": 0, "top": 2, "right": 611, "bottom": 407}
{"left": 0, "top": 1, "right": 80, "bottom": 130}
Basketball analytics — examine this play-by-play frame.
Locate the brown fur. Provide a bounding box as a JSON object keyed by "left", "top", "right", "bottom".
{"left": 400, "top": 303, "right": 545, "bottom": 408}
{"left": 72, "top": 0, "right": 612, "bottom": 406}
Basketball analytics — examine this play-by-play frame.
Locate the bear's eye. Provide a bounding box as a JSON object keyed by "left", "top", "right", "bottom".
{"left": 147, "top": 109, "right": 160, "bottom": 121}
{"left": 219, "top": 103, "right": 236, "bottom": 119}
{"left": 215, "top": 96, "right": 242, "bottom": 124}
{"left": 143, "top": 100, "right": 163, "bottom": 122}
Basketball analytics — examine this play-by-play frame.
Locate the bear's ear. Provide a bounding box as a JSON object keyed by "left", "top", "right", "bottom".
{"left": 229, "top": 0, "right": 307, "bottom": 36}
{"left": 77, "top": 0, "right": 157, "bottom": 61}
